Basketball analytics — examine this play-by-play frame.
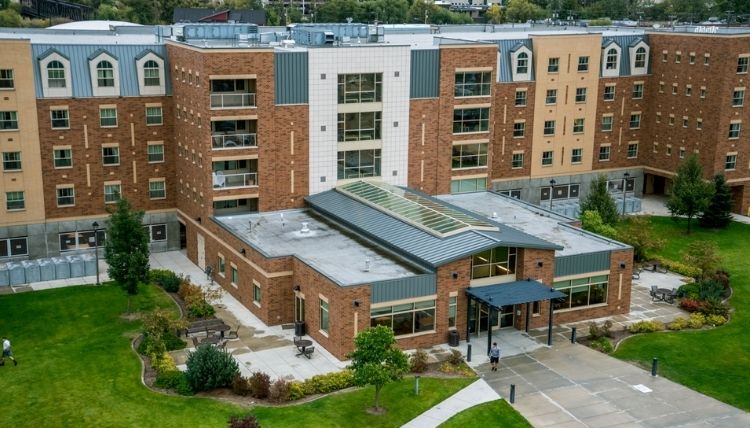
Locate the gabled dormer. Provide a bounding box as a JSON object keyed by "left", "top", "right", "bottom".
{"left": 88, "top": 49, "right": 120, "bottom": 97}
{"left": 135, "top": 50, "right": 166, "bottom": 96}
{"left": 510, "top": 43, "right": 532, "bottom": 82}
{"left": 628, "top": 38, "right": 649, "bottom": 76}
{"left": 601, "top": 39, "right": 621, "bottom": 78}
{"left": 38, "top": 49, "right": 72, "bottom": 98}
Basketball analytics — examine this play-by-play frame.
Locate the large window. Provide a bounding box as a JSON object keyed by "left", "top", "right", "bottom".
{"left": 54, "top": 148, "right": 72, "bottom": 168}
{"left": 96, "top": 61, "right": 115, "bottom": 87}
{"left": 554, "top": 275, "right": 608, "bottom": 310}
{"left": 149, "top": 180, "right": 166, "bottom": 199}
{"left": 634, "top": 47, "right": 647, "bottom": 68}
{"left": 51, "top": 109, "right": 69, "bottom": 129}
{"left": 738, "top": 57, "right": 749, "bottom": 74}
{"left": 0, "top": 111, "right": 18, "bottom": 130}
{"left": 454, "top": 71, "right": 491, "bottom": 97}
{"left": 147, "top": 143, "right": 164, "bottom": 163}
{"left": 99, "top": 108, "right": 117, "bottom": 127}
{"left": 471, "top": 246, "right": 517, "bottom": 279}
{"left": 337, "top": 73, "right": 382, "bottom": 103}
{"left": 605, "top": 48, "right": 618, "bottom": 70}
{"left": 6, "top": 191, "right": 24, "bottom": 210}
{"left": 47, "top": 61, "right": 66, "bottom": 88}
{"left": 104, "top": 183, "right": 121, "bottom": 203}
{"left": 452, "top": 143, "right": 487, "bottom": 169}
{"left": 2, "top": 152, "right": 21, "bottom": 171}
{"left": 0, "top": 237, "right": 27, "bottom": 258}
{"left": 59, "top": 230, "right": 105, "bottom": 252}
{"left": 516, "top": 52, "right": 528, "bottom": 74}
{"left": 102, "top": 146, "right": 120, "bottom": 165}
{"left": 450, "top": 177, "right": 486, "bottom": 194}
{"left": 371, "top": 299, "right": 435, "bottom": 336}
{"left": 146, "top": 106, "right": 162, "bottom": 125}
{"left": 319, "top": 299, "right": 329, "bottom": 333}
{"left": 453, "top": 107, "right": 489, "bottom": 133}
{"left": 143, "top": 60, "right": 160, "bottom": 86}
{"left": 337, "top": 149, "right": 381, "bottom": 179}
{"left": 0, "top": 69, "right": 14, "bottom": 89}
{"left": 56, "top": 186, "right": 75, "bottom": 206}
{"left": 337, "top": 111, "right": 381, "bottom": 142}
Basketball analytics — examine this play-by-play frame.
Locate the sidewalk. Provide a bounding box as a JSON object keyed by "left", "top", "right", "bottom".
{"left": 401, "top": 379, "right": 501, "bottom": 428}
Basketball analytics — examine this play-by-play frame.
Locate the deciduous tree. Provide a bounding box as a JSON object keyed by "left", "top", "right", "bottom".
{"left": 667, "top": 155, "right": 713, "bottom": 234}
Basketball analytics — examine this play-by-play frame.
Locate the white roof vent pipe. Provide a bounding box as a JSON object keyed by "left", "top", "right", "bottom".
{"left": 300, "top": 222, "right": 310, "bottom": 234}
{"left": 364, "top": 258, "right": 371, "bottom": 272}
{"left": 491, "top": 212, "right": 498, "bottom": 220}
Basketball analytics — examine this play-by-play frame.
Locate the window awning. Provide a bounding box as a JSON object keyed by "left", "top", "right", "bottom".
{"left": 465, "top": 279, "right": 565, "bottom": 310}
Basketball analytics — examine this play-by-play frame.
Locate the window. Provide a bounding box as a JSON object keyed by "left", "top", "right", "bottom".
{"left": 319, "top": 299, "right": 329, "bottom": 333}
{"left": 448, "top": 296, "right": 457, "bottom": 328}
{"left": 145, "top": 224, "right": 166, "bottom": 242}
{"left": 143, "top": 60, "right": 160, "bottom": 86}
{"left": 672, "top": 84, "right": 678, "bottom": 95}
{"left": 471, "top": 246, "right": 517, "bottom": 279}
{"left": 726, "top": 154, "right": 737, "bottom": 170}
{"left": 697, "top": 118, "right": 703, "bottom": 130}
{"left": 571, "top": 148, "right": 582, "bottom": 164}
{"left": 689, "top": 53, "right": 696, "bottom": 64}
{"left": 700, "top": 87, "right": 706, "bottom": 98}
{"left": 666, "top": 145, "right": 672, "bottom": 156}
{"left": 634, "top": 47, "right": 647, "bottom": 68}
{"left": 453, "top": 107, "right": 489, "bottom": 133}
{"left": 575, "top": 87, "right": 587, "bottom": 103}
{"left": 104, "top": 183, "right": 121, "bottom": 203}
{"left": 686, "top": 85, "right": 692, "bottom": 96}
{"left": 729, "top": 122, "right": 741, "bottom": 139}
{"left": 704, "top": 54, "right": 710, "bottom": 65}
{"left": 516, "top": 52, "right": 528, "bottom": 74}
{"left": 146, "top": 106, "right": 162, "bottom": 125}
{"left": 601, "top": 115, "right": 613, "bottom": 132}
{"left": 253, "top": 283, "right": 261, "bottom": 304}
{"left": 553, "top": 275, "right": 608, "bottom": 310}
{"left": 47, "top": 61, "right": 66, "bottom": 88}
{"left": 218, "top": 255, "right": 225, "bottom": 275}
{"left": 511, "top": 152, "right": 524, "bottom": 169}
{"left": 675, "top": 52, "right": 682, "bottom": 63}
{"left": 454, "top": 71, "right": 491, "bottom": 97}
{"left": 96, "top": 61, "right": 115, "bottom": 87}
{"left": 669, "top": 115, "right": 675, "bottom": 126}
{"left": 371, "top": 299, "right": 435, "bottom": 336}
{"left": 54, "top": 148, "right": 72, "bottom": 168}
{"left": 337, "top": 111, "right": 381, "bottom": 141}
{"left": 147, "top": 143, "right": 164, "bottom": 163}
{"left": 499, "top": 189, "right": 522, "bottom": 199}
{"left": 56, "top": 186, "right": 75, "bottom": 206}
{"left": 572, "top": 118, "right": 585, "bottom": 134}
{"left": 577, "top": 56, "right": 589, "bottom": 72}
{"left": 0, "top": 69, "right": 13, "bottom": 89}
{"left": 599, "top": 146, "right": 611, "bottom": 161}
{"left": 603, "top": 85, "right": 615, "bottom": 101}
{"left": 629, "top": 113, "right": 641, "bottom": 129}
{"left": 605, "top": 48, "right": 618, "bottom": 70}
{"left": 733, "top": 89, "right": 745, "bottom": 107}
{"left": 632, "top": 83, "right": 643, "bottom": 99}
{"left": 656, "top": 112, "right": 661, "bottom": 123}
{"left": 50, "top": 109, "right": 69, "bottom": 129}
{"left": 0, "top": 111, "right": 18, "bottom": 130}
{"left": 102, "top": 146, "right": 119, "bottom": 165}
{"left": 662, "top": 52, "right": 667, "bottom": 62}
{"left": 659, "top": 82, "right": 664, "bottom": 93}
{"left": 450, "top": 177, "right": 487, "bottom": 194}
{"left": 2, "top": 152, "right": 21, "bottom": 171}
{"left": 231, "top": 266, "right": 238, "bottom": 285}
{"left": 149, "top": 180, "right": 166, "bottom": 199}
{"left": 452, "top": 143, "right": 487, "bottom": 169}
{"left": 627, "top": 143, "right": 638, "bottom": 159}
{"left": 99, "top": 108, "right": 117, "bottom": 127}
{"left": 514, "top": 89, "right": 527, "bottom": 106}
{"left": 547, "top": 57, "right": 559, "bottom": 73}
{"left": 0, "top": 237, "right": 28, "bottom": 258}
{"left": 543, "top": 120, "right": 555, "bottom": 136}
{"left": 6, "top": 191, "right": 24, "bottom": 210}
{"left": 540, "top": 183, "right": 580, "bottom": 201}
{"left": 545, "top": 89, "right": 557, "bottom": 105}
{"left": 513, "top": 122, "right": 525, "bottom": 137}
{"left": 337, "top": 149, "right": 381, "bottom": 179}
{"left": 542, "top": 150, "right": 553, "bottom": 166}
{"left": 680, "top": 147, "right": 685, "bottom": 159}
{"left": 59, "top": 230, "right": 105, "bottom": 252}
{"left": 683, "top": 117, "right": 689, "bottom": 128}
{"left": 738, "top": 57, "right": 749, "bottom": 74}
{"left": 337, "top": 73, "right": 382, "bottom": 103}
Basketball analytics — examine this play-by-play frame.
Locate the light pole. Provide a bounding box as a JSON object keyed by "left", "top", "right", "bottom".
{"left": 622, "top": 172, "right": 630, "bottom": 216}
{"left": 549, "top": 179, "right": 556, "bottom": 211}
{"left": 92, "top": 221, "right": 100, "bottom": 285}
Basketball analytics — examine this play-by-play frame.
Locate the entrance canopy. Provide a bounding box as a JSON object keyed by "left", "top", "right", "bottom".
{"left": 465, "top": 279, "right": 565, "bottom": 309}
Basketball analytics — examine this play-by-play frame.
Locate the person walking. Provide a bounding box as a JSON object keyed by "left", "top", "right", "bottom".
{"left": 2, "top": 337, "right": 17, "bottom": 366}
{"left": 489, "top": 342, "right": 500, "bottom": 372}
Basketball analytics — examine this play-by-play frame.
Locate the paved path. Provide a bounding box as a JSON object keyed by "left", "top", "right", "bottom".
{"left": 402, "top": 379, "right": 501, "bottom": 428}
{"left": 479, "top": 339, "right": 750, "bottom": 427}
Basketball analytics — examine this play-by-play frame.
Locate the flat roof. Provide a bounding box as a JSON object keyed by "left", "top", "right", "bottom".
{"left": 213, "top": 209, "right": 423, "bottom": 286}
{"left": 439, "top": 192, "right": 628, "bottom": 257}
{"left": 0, "top": 26, "right": 160, "bottom": 44}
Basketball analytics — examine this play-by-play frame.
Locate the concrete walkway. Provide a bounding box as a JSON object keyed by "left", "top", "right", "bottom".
{"left": 479, "top": 339, "right": 750, "bottom": 427}
{"left": 401, "top": 379, "right": 501, "bottom": 428}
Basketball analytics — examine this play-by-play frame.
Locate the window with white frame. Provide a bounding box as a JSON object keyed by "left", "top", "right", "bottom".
{"left": 542, "top": 150, "right": 553, "bottom": 166}
{"left": 0, "top": 111, "right": 18, "bottom": 130}
{"left": 231, "top": 266, "right": 238, "bottom": 285}
{"left": 146, "top": 106, "right": 162, "bottom": 125}
{"left": 603, "top": 85, "right": 615, "bottom": 101}
{"left": 543, "top": 120, "right": 555, "bottom": 136}
{"left": 89, "top": 52, "right": 119, "bottom": 97}
{"left": 575, "top": 87, "right": 587, "bottom": 103}
{"left": 553, "top": 275, "right": 608, "bottom": 310}
{"left": 143, "top": 60, "right": 160, "bottom": 86}
{"left": 2, "top": 152, "right": 21, "bottom": 171}
{"left": 545, "top": 89, "right": 557, "bottom": 105}
{"left": 50, "top": 109, "right": 69, "bottom": 129}
{"left": 319, "top": 298, "right": 329, "bottom": 333}
{"left": 571, "top": 148, "right": 582, "bottom": 164}
{"left": 136, "top": 52, "right": 166, "bottom": 96}
{"left": 627, "top": 143, "right": 638, "bottom": 159}
{"left": 632, "top": 83, "right": 643, "bottom": 99}
{"left": 41, "top": 55, "right": 72, "bottom": 98}
{"left": 58, "top": 230, "right": 105, "bottom": 252}
{"left": 371, "top": 299, "right": 436, "bottom": 336}
{"left": 573, "top": 118, "right": 585, "bottom": 134}
{"left": 96, "top": 61, "right": 115, "bottom": 87}
{"left": 6, "top": 191, "right": 24, "bottom": 210}
{"left": 726, "top": 154, "right": 737, "bottom": 170}
{"left": 54, "top": 148, "right": 72, "bottom": 168}
{"left": 511, "top": 47, "right": 532, "bottom": 81}
{"left": 729, "top": 122, "right": 741, "bottom": 139}
{"left": 577, "top": 56, "right": 589, "bottom": 71}
{"left": 515, "top": 89, "right": 527, "bottom": 106}
{"left": 99, "top": 107, "right": 117, "bottom": 127}
{"left": 147, "top": 143, "right": 164, "bottom": 163}
{"left": 56, "top": 186, "right": 75, "bottom": 207}
{"left": 0, "top": 237, "right": 27, "bottom": 258}
{"left": 511, "top": 152, "right": 524, "bottom": 168}
{"left": 104, "top": 183, "right": 121, "bottom": 203}
{"left": 102, "top": 146, "right": 119, "bottom": 165}
{"left": 738, "top": 56, "right": 749, "bottom": 74}
{"left": 149, "top": 179, "right": 166, "bottom": 199}
{"left": 548, "top": 57, "right": 560, "bottom": 73}
{"left": 338, "top": 111, "right": 381, "bottom": 141}
{"left": 629, "top": 113, "right": 641, "bottom": 129}
{"left": 601, "top": 115, "right": 613, "bottom": 131}
{"left": 453, "top": 107, "right": 489, "bottom": 133}
{"left": 515, "top": 52, "right": 529, "bottom": 74}
{"left": 733, "top": 89, "right": 745, "bottom": 107}
{"left": 629, "top": 42, "right": 650, "bottom": 75}
{"left": 599, "top": 145, "right": 611, "bottom": 161}
{"left": 454, "top": 71, "right": 491, "bottom": 97}
{"left": 452, "top": 143, "right": 487, "bottom": 169}
{"left": 513, "top": 121, "right": 525, "bottom": 137}
{"left": 634, "top": 47, "right": 647, "bottom": 68}
{"left": 605, "top": 48, "right": 618, "bottom": 69}
{"left": 0, "top": 69, "right": 14, "bottom": 89}
{"left": 253, "top": 283, "right": 261, "bottom": 304}
{"left": 47, "top": 61, "right": 65, "bottom": 87}
{"left": 450, "top": 177, "right": 487, "bottom": 194}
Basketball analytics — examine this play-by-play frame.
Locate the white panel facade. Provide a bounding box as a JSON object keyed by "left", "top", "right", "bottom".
{"left": 308, "top": 46, "right": 411, "bottom": 195}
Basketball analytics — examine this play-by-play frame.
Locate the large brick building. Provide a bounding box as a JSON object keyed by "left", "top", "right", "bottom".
{"left": 1, "top": 21, "right": 747, "bottom": 357}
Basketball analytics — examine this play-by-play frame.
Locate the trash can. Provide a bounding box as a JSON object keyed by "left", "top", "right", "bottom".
{"left": 294, "top": 321, "right": 306, "bottom": 336}
{"left": 448, "top": 330, "right": 459, "bottom": 347}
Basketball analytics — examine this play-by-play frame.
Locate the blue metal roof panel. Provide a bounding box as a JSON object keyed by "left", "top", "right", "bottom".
{"left": 601, "top": 34, "right": 649, "bottom": 77}
{"left": 497, "top": 38, "right": 533, "bottom": 82}
{"left": 410, "top": 49, "right": 440, "bottom": 99}
{"left": 465, "top": 279, "right": 565, "bottom": 308}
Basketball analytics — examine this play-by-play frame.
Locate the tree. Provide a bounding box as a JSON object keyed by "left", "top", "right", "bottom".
{"left": 683, "top": 241, "right": 721, "bottom": 280}
{"left": 618, "top": 216, "right": 665, "bottom": 262}
{"left": 0, "top": 8, "right": 24, "bottom": 27}
{"left": 700, "top": 175, "right": 733, "bottom": 229}
{"left": 485, "top": 4, "right": 504, "bottom": 24}
{"left": 580, "top": 210, "right": 618, "bottom": 239}
{"left": 347, "top": 325, "right": 409, "bottom": 413}
{"left": 580, "top": 174, "right": 619, "bottom": 226}
{"left": 667, "top": 155, "right": 713, "bottom": 233}
{"left": 105, "top": 198, "right": 150, "bottom": 311}
{"left": 505, "top": 0, "right": 545, "bottom": 23}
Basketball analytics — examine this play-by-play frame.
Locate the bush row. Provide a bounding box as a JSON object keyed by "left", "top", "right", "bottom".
{"left": 652, "top": 257, "right": 702, "bottom": 278}
{"left": 149, "top": 269, "right": 184, "bottom": 293}
{"left": 629, "top": 313, "right": 727, "bottom": 334}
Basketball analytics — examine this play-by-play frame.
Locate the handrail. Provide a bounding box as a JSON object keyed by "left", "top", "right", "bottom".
{"left": 210, "top": 93, "right": 256, "bottom": 108}
{"left": 211, "top": 133, "right": 257, "bottom": 149}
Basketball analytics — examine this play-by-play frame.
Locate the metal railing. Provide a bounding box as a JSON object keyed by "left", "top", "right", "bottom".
{"left": 210, "top": 93, "right": 256, "bottom": 109}
{"left": 213, "top": 172, "right": 258, "bottom": 189}
{"left": 211, "top": 133, "right": 257, "bottom": 149}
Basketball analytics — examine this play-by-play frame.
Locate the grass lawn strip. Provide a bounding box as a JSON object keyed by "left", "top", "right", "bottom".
{"left": 438, "top": 399, "right": 532, "bottom": 427}
{"left": 613, "top": 217, "right": 750, "bottom": 411}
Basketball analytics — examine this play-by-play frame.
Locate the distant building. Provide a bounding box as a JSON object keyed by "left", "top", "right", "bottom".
{"left": 173, "top": 8, "right": 266, "bottom": 26}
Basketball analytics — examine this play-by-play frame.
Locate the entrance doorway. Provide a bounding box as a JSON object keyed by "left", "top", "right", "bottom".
{"left": 179, "top": 222, "right": 186, "bottom": 249}
{"left": 468, "top": 300, "right": 514, "bottom": 334}
{"left": 294, "top": 293, "right": 305, "bottom": 322}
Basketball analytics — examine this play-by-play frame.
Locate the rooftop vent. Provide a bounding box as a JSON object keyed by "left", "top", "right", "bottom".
{"left": 491, "top": 212, "right": 498, "bottom": 220}
{"left": 364, "top": 258, "right": 371, "bottom": 272}
{"left": 300, "top": 222, "right": 310, "bottom": 234}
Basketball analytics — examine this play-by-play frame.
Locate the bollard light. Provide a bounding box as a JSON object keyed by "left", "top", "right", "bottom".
{"left": 651, "top": 357, "right": 658, "bottom": 377}
{"left": 510, "top": 384, "right": 516, "bottom": 404}
{"left": 571, "top": 327, "right": 577, "bottom": 344}
{"left": 467, "top": 343, "right": 472, "bottom": 362}
{"left": 415, "top": 375, "right": 420, "bottom": 395}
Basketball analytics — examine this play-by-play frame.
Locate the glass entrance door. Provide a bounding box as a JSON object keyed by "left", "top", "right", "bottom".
{"left": 498, "top": 305, "right": 514, "bottom": 328}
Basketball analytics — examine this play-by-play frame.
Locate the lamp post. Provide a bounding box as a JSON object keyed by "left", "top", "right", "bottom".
{"left": 549, "top": 179, "right": 556, "bottom": 211}
{"left": 622, "top": 172, "right": 630, "bottom": 215}
{"left": 92, "top": 221, "right": 100, "bottom": 285}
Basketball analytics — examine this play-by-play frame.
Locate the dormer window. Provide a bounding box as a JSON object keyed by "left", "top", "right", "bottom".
{"left": 135, "top": 51, "right": 166, "bottom": 96}
{"left": 602, "top": 43, "right": 622, "bottom": 77}
{"left": 635, "top": 47, "right": 646, "bottom": 68}
{"left": 605, "top": 49, "right": 618, "bottom": 70}
{"left": 96, "top": 61, "right": 115, "bottom": 87}
{"left": 511, "top": 46, "right": 532, "bottom": 82}
{"left": 517, "top": 52, "right": 528, "bottom": 74}
{"left": 47, "top": 61, "right": 66, "bottom": 88}
{"left": 143, "top": 60, "right": 160, "bottom": 86}
{"left": 39, "top": 51, "right": 72, "bottom": 98}
{"left": 88, "top": 51, "right": 120, "bottom": 97}
{"left": 629, "top": 41, "right": 650, "bottom": 75}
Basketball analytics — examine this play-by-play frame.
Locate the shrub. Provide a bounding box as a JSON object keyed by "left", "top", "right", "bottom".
{"left": 712, "top": 270, "right": 731, "bottom": 290}
{"left": 228, "top": 415, "right": 261, "bottom": 428}
{"left": 589, "top": 18, "right": 612, "bottom": 26}
{"left": 187, "top": 301, "right": 216, "bottom": 319}
{"left": 628, "top": 320, "right": 664, "bottom": 333}
{"left": 667, "top": 317, "right": 689, "bottom": 330}
{"left": 447, "top": 349, "right": 463, "bottom": 366}
{"left": 301, "top": 370, "right": 355, "bottom": 395}
{"left": 185, "top": 345, "right": 239, "bottom": 392}
{"left": 679, "top": 298, "right": 704, "bottom": 313}
{"left": 589, "top": 337, "right": 613, "bottom": 354}
{"left": 677, "top": 283, "right": 700, "bottom": 300}
{"left": 178, "top": 281, "right": 219, "bottom": 320}
{"left": 268, "top": 379, "right": 291, "bottom": 403}
{"left": 249, "top": 371, "right": 271, "bottom": 399}
{"left": 619, "top": 217, "right": 665, "bottom": 261}
{"left": 232, "top": 375, "right": 252, "bottom": 396}
{"left": 700, "top": 297, "right": 729, "bottom": 317}
{"left": 655, "top": 257, "right": 702, "bottom": 278}
{"left": 698, "top": 279, "right": 726, "bottom": 301}
{"left": 705, "top": 314, "right": 727, "bottom": 326}
{"left": 410, "top": 349, "right": 429, "bottom": 373}
{"left": 151, "top": 351, "right": 177, "bottom": 375}
{"left": 687, "top": 313, "right": 706, "bottom": 329}
{"left": 438, "top": 361, "right": 474, "bottom": 377}
{"left": 587, "top": 320, "right": 613, "bottom": 340}
{"left": 150, "top": 269, "right": 182, "bottom": 292}
{"left": 288, "top": 382, "right": 305, "bottom": 401}
{"left": 155, "top": 370, "right": 193, "bottom": 395}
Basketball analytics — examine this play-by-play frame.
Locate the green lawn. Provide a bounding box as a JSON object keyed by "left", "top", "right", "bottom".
{"left": 439, "top": 400, "right": 532, "bottom": 428}
{"left": 613, "top": 216, "right": 750, "bottom": 411}
{"left": 0, "top": 284, "right": 481, "bottom": 427}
